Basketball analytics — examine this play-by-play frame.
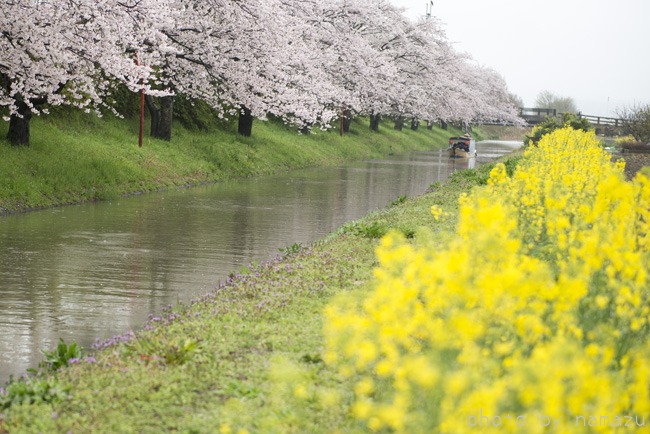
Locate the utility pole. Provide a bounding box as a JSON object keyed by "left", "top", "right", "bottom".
{"left": 425, "top": 1, "right": 433, "bottom": 19}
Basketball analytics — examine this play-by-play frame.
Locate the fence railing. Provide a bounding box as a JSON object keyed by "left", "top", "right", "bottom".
{"left": 519, "top": 107, "right": 556, "bottom": 125}
{"left": 517, "top": 108, "right": 625, "bottom": 128}
{"left": 576, "top": 113, "right": 624, "bottom": 127}
{"left": 520, "top": 107, "right": 557, "bottom": 117}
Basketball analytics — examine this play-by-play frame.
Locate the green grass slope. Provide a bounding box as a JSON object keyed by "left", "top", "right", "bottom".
{"left": 0, "top": 113, "right": 465, "bottom": 214}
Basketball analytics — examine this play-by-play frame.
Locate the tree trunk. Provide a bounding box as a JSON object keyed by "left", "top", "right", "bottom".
{"left": 369, "top": 113, "right": 380, "bottom": 131}
{"left": 440, "top": 120, "right": 448, "bottom": 130}
{"left": 238, "top": 106, "right": 253, "bottom": 137}
{"left": 158, "top": 96, "right": 173, "bottom": 141}
{"left": 426, "top": 120, "right": 434, "bottom": 130}
{"left": 145, "top": 95, "right": 161, "bottom": 138}
{"left": 7, "top": 100, "right": 32, "bottom": 146}
{"left": 145, "top": 95, "right": 174, "bottom": 141}
{"left": 410, "top": 118, "right": 419, "bottom": 131}
{"left": 342, "top": 109, "right": 352, "bottom": 133}
{"left": 394, "top": 116, "right": 403, "bottom": 131}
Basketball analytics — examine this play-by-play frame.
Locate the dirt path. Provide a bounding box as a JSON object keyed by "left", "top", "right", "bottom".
{"left": 613, "top": 152, "right": 650, "bottom": 179}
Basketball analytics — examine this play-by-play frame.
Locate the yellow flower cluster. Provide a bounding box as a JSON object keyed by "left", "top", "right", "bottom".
{"left": 323, "top": 128, "right": 650, "bottom": 433}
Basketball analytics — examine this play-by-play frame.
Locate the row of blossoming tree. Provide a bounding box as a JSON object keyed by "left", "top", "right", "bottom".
{"left": 0, "top": 0, "right": 522, "bottom": 146}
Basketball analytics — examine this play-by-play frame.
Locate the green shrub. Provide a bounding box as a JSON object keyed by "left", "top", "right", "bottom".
{"left": 0, "top": 378, "right": 70, "bottom": 410}
{"left": 122, "top": 336, "right": 202, "bottom": 366}
{"left": 39, "top": 339, "right": 81, "bottom": 372}
{"left": 524, "top": 112, "right": 591, "bottom": 145}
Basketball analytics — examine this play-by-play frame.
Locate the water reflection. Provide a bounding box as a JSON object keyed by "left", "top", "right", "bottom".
{"left": 0, "top": 142, "right": 519, "bottom": 383}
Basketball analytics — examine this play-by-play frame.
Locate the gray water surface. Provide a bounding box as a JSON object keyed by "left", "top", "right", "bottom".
{"left": 0, "top": 141, "right": 520, "bottom": 383}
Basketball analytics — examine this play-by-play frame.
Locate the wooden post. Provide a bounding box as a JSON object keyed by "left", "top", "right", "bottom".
{"left": 139, "top": 83, "right": 145, "bottom": 147}
{"left": 135, "top": 53, "right": 144, "bottom": 148}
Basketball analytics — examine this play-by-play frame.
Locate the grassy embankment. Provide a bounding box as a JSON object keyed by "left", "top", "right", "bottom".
{"left": 0, "top": 111, "right": 469, "bottom": 214}
{"left": 0, "top": 145, "right": 515, "bottom": 432}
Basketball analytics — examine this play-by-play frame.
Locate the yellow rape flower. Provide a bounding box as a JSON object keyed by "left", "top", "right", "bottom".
{"left": 319, "top": 127, "right": 650, "bottom": 433}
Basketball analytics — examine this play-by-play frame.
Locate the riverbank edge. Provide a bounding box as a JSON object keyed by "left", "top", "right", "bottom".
{"left": 0, "top": 155, "right": 507, "bottom": 433}
{"left": 0, "top": 115, "right": 471, "bottom": 216}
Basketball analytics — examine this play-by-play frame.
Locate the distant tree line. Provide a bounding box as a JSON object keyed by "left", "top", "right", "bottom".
{"left": 534, "top": 90, "right": 578, "bottom": 114}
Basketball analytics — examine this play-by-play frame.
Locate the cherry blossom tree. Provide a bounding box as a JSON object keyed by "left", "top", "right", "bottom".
{"left": 0, "top": 0, "right": 172, "bottom": 146}
{"left": 305, "top": 0, "right": 521, "bottom": 132}
{"left": 442, "top": 62, "right": 522, "bottom": 126}
{"left": 378, "top": 16, "right": 456, "bottom": 129}
{"left": 157, "top": 0, "right": 345, "bottom": 137}
{"left": 322, "top": 0, "right": 407, "bottom": 131}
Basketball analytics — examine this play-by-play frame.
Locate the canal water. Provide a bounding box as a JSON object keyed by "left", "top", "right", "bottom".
{"left": 0, "top": 141, "right": 521, "bottom": 384}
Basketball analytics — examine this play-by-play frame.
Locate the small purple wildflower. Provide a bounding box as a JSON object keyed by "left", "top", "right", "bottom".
{"left": 92, "top": 330, "right": 136, "bottom": 350}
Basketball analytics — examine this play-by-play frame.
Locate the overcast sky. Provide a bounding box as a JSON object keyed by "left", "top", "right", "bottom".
{"left": 389, "top": 0, "right": 650, "bottom": 116}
